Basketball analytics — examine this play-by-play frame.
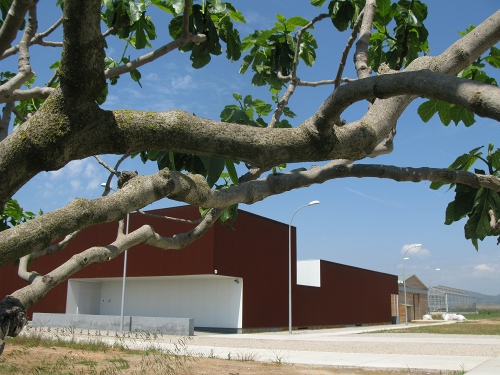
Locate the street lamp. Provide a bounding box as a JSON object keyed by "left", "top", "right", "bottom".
{"left": 101, "top": 183, "right": 129, "bottom": 331}
{"left": 288, "top": 200, "right": 320, "bottom": 334}
{"left": 402, "top": 244, "right": 422, "bottom": 325}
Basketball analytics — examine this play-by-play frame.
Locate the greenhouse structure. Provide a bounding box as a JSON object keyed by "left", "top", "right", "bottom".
{"left": 428, "top": 286, "right": 476, "bottom": 313}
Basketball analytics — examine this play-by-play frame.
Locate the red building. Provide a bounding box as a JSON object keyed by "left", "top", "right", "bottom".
{"left": 0, "top": 206, "right": 398, "bottom": 332}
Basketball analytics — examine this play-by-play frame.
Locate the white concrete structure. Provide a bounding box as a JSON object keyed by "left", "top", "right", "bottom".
{"left": 297, "top": 260, "right": 321, "bottom": 287}
{"left": 66, "top": 275, "right": 243, "bottom": 331}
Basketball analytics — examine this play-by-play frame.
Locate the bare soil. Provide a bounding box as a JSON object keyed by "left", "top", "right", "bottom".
{"left": 0, "top": 343, "right": 443, "bottom": 374}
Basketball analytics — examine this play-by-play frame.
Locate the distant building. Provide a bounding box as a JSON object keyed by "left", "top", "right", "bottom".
{"left": 428, "top": 286, "right": 477, "bottom": 313}
{"left": 0, "top": 206, "right": 398, "bottom": 332}
{"left": 397, "top": 275, "right": 428, "bottom": 322}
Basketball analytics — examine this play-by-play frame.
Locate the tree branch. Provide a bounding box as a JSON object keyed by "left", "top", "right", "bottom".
{"left": 0, "top": 15, "right": 62, "bottom": 61}
{"left": 1, "top": 162, "right": 499, "bottom": 268}
{"left": 0, "top": 0, "right": 33, "bottom": 56}
{"left": 0, "top": 3, "right": 37, "bottom": 101}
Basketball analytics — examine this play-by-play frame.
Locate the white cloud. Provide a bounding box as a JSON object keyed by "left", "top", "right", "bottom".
{"left": 401, "top": 244, "right": 430, "bottom": 259}
{"left": 171, "top": 75, "right": 195, "bottom": 90}
{"left": 474, "top": 264, "right": 495, "bottom": 273}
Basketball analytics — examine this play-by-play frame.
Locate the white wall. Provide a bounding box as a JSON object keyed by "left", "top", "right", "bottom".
{"left": 297, "top": 259, "right": 321, "bottom": 287}
{"left": 66, "top": 280, "right": 101, "bottom": 314}
{"left": 68, "top": 276, "right": 243, "bottom": 329}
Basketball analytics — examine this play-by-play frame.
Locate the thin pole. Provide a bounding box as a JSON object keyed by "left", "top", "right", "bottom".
{"left": 288, "top": 201, "right": 319, "bottom": 334}
{"left": 119, "top": 213, "right": 129, "bottom": 331}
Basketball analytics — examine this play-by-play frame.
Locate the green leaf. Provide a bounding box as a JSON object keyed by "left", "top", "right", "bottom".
{"left": 224, "top": 3, "right": 246, "bottom": 23}
{"left": 449, "top": 105, "right": 475, "bottom": 127}
{"left": 310, "top": 0, "right": 327, "bottom": 6}
{"left": 219, "top": 204, "right": 238, "bottom": 226}
{"left": 96, "top": 84, "right": 108, "bottom": 105}
{"left": 285, "top": 16, "right": 310, "bottom": 30}
{"left": 328, "top": 0, "right": 355, "bottom": 32}
{"left": 190, "top": 44, "right": 212, "bottom": 68}
{"left": 126, "top": 1, "right": 145, "bottom": 23}
{"left": 373, "top": 0, "right": 393, "bottom": 28}
{"left": 417, "top": 99, "right": 439, "bottom": 123}
{"left": 485, "top": 46, "right": 500, "bottom": 68}
{"left": 151, "top": 0, "right": 175, "bottom": 14}
{"left": 299, "top": 31, "right": 317, "bottom": 66}
{"left": 437, "top": 101, "right": 452, "bottom": 126}
{"left": 449, "top": 147, "right": 483, "bottom": 170}
{"left": 444, "top": 184, "right": 476, "bottom": 224}
{"left": 168, "top": 15, "right": 183, "bottom": 40}
{"left": 130, "top": 69, "right": 142, "bottom": 87}
{"left": 200, "top": 156, "right": 225, "bottom": 188}
{"left": 276, "top": 13, "right": 286, "bottom": 24}
{"left": 225, "top": 160, "right": 239, "bottom": 185}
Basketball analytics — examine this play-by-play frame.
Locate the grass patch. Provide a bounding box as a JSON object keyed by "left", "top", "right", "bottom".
{"left": 108, "top": 357, "right": 130, "bottom": 369}
{"left": 3, "top": 331, "right": 196, "bottom": 374}
{"left": 464, "top": 308, "right": 500, "bottom": 320}
{"left": 5, "top": 333, "right": 111, "bottom": 353}
{"left": 386, "top": 321, "right": 500, "bottom": 335}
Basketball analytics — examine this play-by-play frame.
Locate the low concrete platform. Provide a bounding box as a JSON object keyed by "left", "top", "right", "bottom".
{"left": 31, "top": 313, "right": 194, "bottom": 336}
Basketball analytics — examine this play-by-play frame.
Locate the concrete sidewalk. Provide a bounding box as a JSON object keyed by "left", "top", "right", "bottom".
{"left": 21, "top": 322, "right": 500, "bottom": 374}
{"left": 188, "top": 324, "right": 500, "bottom": 374}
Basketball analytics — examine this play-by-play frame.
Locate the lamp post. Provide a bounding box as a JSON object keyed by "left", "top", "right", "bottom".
{"left": 101, "top": 183, "right": 129, "bottom": 331}
{"left": 424, "top": 267, "right": 440, "bottom": 288}
{"left": 288, "top": 200, "right": 320, "bottom": 334}
{"left": 402, "top": 244, "right": 422, "bottom": 325}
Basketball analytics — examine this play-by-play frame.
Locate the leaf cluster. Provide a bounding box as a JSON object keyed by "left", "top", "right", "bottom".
{"left": 102, "top": 0, "right": 157, "bottom": 49}
{"left": 0, "top": 199, "right": 39, "bottom": 231}
{"left": 431, "top": 144, "right": 500, "bottom": 249}
{"left": 240, "top": 14, "right": 316, "bottom": 89}
{"left": 168, "top": 0, "right": 244, "bottom": 68}
{"left": 369, "top": 0, "right": 429, "bottom": 71}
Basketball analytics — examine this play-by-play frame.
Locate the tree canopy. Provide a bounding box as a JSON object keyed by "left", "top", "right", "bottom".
{"left": 0, "top": 0, "right": 500, "bottom": 353}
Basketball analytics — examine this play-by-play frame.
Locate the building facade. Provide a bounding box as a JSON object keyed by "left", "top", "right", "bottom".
{"left": 0, "top": 206, "right": 399, "bottom": 332}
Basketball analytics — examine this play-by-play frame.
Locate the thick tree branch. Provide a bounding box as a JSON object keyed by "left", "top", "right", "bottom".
{"left": 59, "top": 0, "right": 105, "bottom": 103}
{"left": 2, "top": 68, "right": 500, "bottom": 208}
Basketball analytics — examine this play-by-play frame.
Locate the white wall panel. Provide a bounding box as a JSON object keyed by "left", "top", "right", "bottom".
{"left": 74, "top": 276, "right": 243, "bottom": 329}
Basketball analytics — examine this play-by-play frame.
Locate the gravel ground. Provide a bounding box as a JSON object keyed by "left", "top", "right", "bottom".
{"left": 185, "top": 331, "right": 500, "bottom": 357}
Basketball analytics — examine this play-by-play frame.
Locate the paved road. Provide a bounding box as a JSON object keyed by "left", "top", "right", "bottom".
{"left": 22, "top": 322, "right": 500, "bottom": 374}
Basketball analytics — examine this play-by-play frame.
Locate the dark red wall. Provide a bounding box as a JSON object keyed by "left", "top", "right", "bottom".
{"left": 294, "top": 261, "right": 398, "bottom": 327}
{"left": 212, "top": 210, "right": 292, "bottom": 329}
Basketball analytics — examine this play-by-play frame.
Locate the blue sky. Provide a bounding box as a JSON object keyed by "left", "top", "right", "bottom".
{"left": 9, "top": 1, "right": 500, "bottom": 295}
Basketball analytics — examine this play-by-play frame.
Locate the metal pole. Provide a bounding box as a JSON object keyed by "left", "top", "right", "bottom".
{"left": 288, "top": 201, "right": 319, "bottom": 334}
{"left": 403, "top": 261, "right": 407, "bottom": 325}
{"left": 119, "top": 213, "right": 129, "bottom": 331}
